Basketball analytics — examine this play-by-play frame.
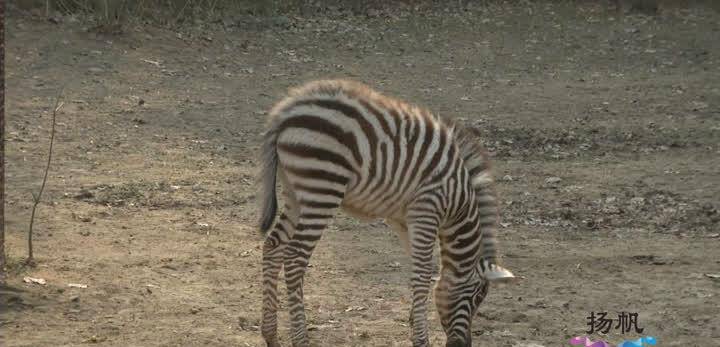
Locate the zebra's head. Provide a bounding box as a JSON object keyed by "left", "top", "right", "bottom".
{"left": 434, "top": 268, "right": 489, "bottom": 347}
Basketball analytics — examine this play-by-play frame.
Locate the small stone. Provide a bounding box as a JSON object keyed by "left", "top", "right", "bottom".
{"left": 238, "top": 316, "right": 251, "bottom": 330}
{"left": 502, "top": 175, "right": 513, "bottom": 182}
{"left": 545, "top": 177, "right": 562, "bottom": 184}
{"left": 510, "top": 312, "right": 527, "bottom": 322}
{"left": 691, "top": 101, "right": 709, "bottom": 111}
{"left": 630, "top": 197, "right": 646, "bottom": 206}
{"left": 88, "top": 67, "right": 104, "bottom": 74}
{"left": 74, "top": 190, "right": 94, "bottom": 200}
{"left": 602, "top": 205, "right": 621, "bottom": 214}
{"left": 270, "top": 15, "right": 290, "bottom": 27}
{"left": 70, "top": 295, "right": 80, "bottom": 302}
{"left": 85, "top": 335, "right": 107, "bottom": 344}
{"left": 705, "top": 273, "right": 720, "bottom": 280}
{"left": 190, "top": 307, "right": 200, "bottom": 314}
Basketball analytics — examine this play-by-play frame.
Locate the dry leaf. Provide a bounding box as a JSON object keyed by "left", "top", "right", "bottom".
{"left": 345, "top": 306, "right": 367, "bottom": 312}
{"left": 23, "top": 277, "right": 47, "bottom": 285}
{"left": 142, "top": 59, "right": 161, "bottom": 67}
{"left": 308, "top": 324, "right": 335, "bottom": 331}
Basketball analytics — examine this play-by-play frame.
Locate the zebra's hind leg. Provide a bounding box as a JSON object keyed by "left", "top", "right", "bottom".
{"left": 284, "top": 195, "right": 341, "bottom": 347}
{"left": 404, "top": 207, "right": 441, "bottom": 347}
{"left": 262, "top": 211, "right": 296, "bottom": 347}
{"left": 262, "top": 176, "right": 300, "bottom": 347}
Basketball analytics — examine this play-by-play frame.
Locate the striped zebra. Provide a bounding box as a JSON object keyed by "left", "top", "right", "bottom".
{"left": 257, "top": 80, "right": 514, "bottom": 347}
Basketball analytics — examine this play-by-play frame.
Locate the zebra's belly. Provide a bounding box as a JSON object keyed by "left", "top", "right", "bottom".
{"left": 340, "top": 203, "right": 380, "bottom": 222}
{"left": 341, "top": 190, "right": 409, "bottom": 222}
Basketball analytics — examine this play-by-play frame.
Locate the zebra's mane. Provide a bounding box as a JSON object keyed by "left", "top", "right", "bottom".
{"left": 449, "top": 121, "right": 494, "bottom": 189}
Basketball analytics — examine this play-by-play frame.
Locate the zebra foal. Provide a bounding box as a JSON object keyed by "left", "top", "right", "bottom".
{"left": 257, "top": 80, "right": 514, "bottom": 347}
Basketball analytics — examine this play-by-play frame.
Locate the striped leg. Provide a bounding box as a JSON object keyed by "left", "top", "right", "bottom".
{"left": 405, "top": 206, "right": 441, "bottom": 346}
{"left": 284, "top": 197, "right": 340, "bottom": 347}
{"left": 262, "top": 177, "right": 300, "bottom": 347}
{"left": 388, "top": 219, "right": 440, "bottom": 281}
{"left": 262, "top": 211, "right": 295, "bottom": 347}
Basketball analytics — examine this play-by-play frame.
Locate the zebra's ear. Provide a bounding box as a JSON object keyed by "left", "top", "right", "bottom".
{"left": 479, "top": 261, "right": 516, "bottom": 283}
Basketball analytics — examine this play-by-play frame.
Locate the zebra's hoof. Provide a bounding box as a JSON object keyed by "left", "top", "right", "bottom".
{"left": 291, "top": 337, "right": 310, "bottom": 347}
{"left": 412, "top": 338, "right": 430, "bottom": 347}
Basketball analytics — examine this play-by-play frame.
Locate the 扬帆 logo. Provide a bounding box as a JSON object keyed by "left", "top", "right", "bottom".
{"left": 570, "top": 335, "right": 657, "bottom": 347}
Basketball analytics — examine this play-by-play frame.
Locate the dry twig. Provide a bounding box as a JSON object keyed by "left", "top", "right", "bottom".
{"left": 27, "top": 87, "right": 65, "bottom": 265}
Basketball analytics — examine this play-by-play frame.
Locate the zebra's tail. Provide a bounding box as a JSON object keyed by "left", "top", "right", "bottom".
{"left": 258, "top": 128, "right": 279, "bottom": 234}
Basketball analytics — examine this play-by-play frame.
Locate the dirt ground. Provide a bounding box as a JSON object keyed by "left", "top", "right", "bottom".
{"left": 2, "top": 2, "right": 719, "bottom": 346}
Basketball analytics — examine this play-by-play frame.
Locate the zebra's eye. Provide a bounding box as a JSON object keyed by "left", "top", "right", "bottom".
{"left": 473, "top": 292, "right": 483, "bottom": 308}
{"left": 471, "top": 281, "right": 488, "bottom": 309}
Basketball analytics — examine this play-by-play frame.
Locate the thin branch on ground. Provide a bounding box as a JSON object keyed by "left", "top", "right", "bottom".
{"left": 26, "top": 87, "right": 65, "bottom": 266}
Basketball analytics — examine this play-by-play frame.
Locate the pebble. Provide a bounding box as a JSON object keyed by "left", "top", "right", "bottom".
{"left": 545, "top": 177, "right": 562, "bottom": 184}
{"left": 630, "top": 197, "right": 646, "bottom": 206}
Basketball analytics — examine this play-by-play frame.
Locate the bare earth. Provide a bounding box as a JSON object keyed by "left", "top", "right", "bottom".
{"left": 2, "top": 3, "right": 719, "bottom": 347}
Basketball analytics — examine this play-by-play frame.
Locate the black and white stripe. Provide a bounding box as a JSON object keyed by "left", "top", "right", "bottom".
{"left": 257, "top": 80, "right": 514, "bottom": 347}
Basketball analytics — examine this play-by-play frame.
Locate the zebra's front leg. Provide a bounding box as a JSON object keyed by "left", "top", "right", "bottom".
{"left": 284, "top": 202, "right": 338, "bottom": 347}
{"left": 405, "top": 215, "right": 440, "bottom": 347}
{"left": 389, "top": 219, "right": 440, "bottom": 281}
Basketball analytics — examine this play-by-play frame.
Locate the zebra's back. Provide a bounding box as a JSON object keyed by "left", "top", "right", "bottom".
{"left": 268, "top": 79, "right": 453, "bottom": 221}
